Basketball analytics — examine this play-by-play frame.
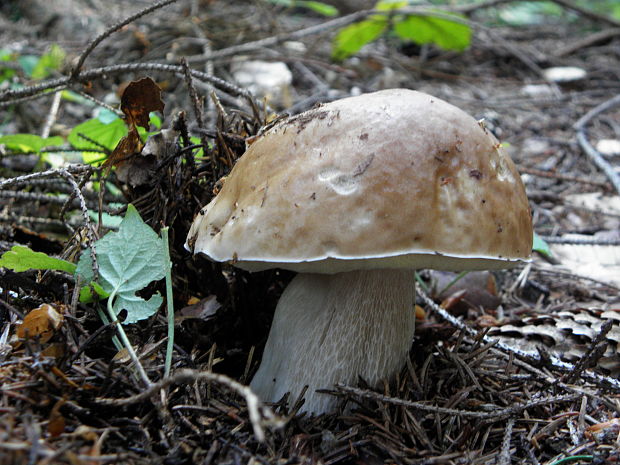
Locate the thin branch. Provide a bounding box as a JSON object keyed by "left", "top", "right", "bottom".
{"left": 0, "top": 164, "right": 93, "bottom": 190}
{"left": 95, "top": 368, "right": 285, "bottom": 441}
{"left": 71, "top": 0, "right": 180, "bottom": 78}
{"left": 1, "top": 63, "right": 252, "bottom": 105}
{"left": 337, "top": 384, "right": 579, "bottom": 422}
{"left": 575, "top": 129, "right": 620, "bottom": 196}
{"left": 497, "top": 418, "right": 515, "bottom": 465}
{"left": 549, "top": 0, "right": 620, "bottom": 28}
{"left": 541, "top": 235, "right": 620, "bottom": 246}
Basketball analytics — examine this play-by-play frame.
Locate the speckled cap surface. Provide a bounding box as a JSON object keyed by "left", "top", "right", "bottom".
{"left": 186, "top": 89, "right": 533, "bottom": 273}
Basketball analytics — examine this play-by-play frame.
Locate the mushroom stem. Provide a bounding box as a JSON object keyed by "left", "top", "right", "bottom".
{"left": 250, "top": 269, "right": 416, "bottom": 414}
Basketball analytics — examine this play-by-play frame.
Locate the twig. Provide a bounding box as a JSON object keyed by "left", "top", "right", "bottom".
{"left": 563, "top": 320, "right": 613, "bottom": 384}
{"left": 56, "top": 169, "right": 98, "bottom": 269}
{"left": 95, "top": 368, "right": 285, "bottom": 441}
{"left": 575, "top": 130, "right": 620, "bottom": 196}
{"left": 0, "top": 164, "right": 93, "bottom": 190}
{"left": 540, "top": 235, "right": 620, "bottom": 246}
{"left": 497, "top": 418, "right": 515, "bottom": 465}
{"left": 574, "top": 94, "right": 620, "bottom": 129}
{"left": 1, "top": 63, "right": 253, "bottom": 106}
{"left": 337, "top": 384, "right": 579, "bottom": 421}
{"left": 573, "top": 94, "right": 620, "bottom": 195}
{"left": 41, "top": 91, "right": 61, "bottom": 139}
{"left": 71, "top": 0, "right": 180, "bottom": 78}
{"left": 555, "top": 27, "right": 620, "bottom": 57}
{"left": 534, "top": 266, "right": 620, "bottom": 291}
{"left": 519, "top": 166, "right": 611, "bottom": 190}
{"left": 549, "top": 0, "right": 620, "bottom": 28}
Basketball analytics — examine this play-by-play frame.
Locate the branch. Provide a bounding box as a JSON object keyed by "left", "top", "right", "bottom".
{"left": 95, "top": 368, "right": 285, "bottom": 441}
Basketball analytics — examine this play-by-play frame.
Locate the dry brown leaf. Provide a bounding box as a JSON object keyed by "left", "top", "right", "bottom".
{"left": 48, "top": 398, "right": 66, "bottom": 438}
{"left": 103, "top": 77, "right": 164, "bottom": 172}
{"left": 120, "top": 77, "right": 164, "bottom": 130}
{"left": 585, "top": 418, "right": 620, "bottom": 444}
{"left": 15, "top": 303, "right": 63, "bottom": 344}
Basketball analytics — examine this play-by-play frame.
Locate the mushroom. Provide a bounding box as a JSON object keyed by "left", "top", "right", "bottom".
{"left": 186, "top": 89, "right": 533, "bottom": 414}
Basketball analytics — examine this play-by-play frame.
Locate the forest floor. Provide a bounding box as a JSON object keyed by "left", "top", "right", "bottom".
{"left": 1, "top": 1, "right": 620, "bottom": 464}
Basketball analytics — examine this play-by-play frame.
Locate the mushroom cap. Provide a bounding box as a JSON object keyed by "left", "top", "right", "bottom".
{"left": 187, "top": 89, "right": 532, "bottom": 273}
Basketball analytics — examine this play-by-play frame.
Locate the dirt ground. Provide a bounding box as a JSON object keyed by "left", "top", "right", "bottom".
{"left": 1, "top": 0, "right": 620, "bottom": 464}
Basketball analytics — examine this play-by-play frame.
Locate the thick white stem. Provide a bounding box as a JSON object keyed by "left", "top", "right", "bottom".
{"left": 250, "top": 269, "right": 416, "bottom": 414}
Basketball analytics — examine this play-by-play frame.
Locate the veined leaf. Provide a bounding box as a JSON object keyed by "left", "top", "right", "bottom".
{"left": 394, "top": 12, "right": 471, "bottom": 51}
{"left": 0, "top": 134, "right": 64, "bottom": 154}
{"left": 68, "top": 117, "right": 127, "bottom": 164}
{"left": 332, "top": 16, "right": 389, "bottom": 60}
{"left": 0, "top": 246, "right": 76, "bottom": 273}
{"left": 76, "top": 205, "right": 167, "bottom": 324}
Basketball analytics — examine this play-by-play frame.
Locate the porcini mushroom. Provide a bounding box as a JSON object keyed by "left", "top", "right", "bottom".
{"left": 186, "top": 89, "right": 532, "bottom": 414}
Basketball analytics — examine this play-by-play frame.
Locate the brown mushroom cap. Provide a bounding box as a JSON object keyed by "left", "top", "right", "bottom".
{"left": 187, "top": 89, "right": 532, "bottom": 273}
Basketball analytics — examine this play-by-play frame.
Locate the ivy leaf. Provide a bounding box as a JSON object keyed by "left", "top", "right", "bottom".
{"left": 76, "top": 205, "right": 167, "bottom": 324}
{"left": 332, "top": 16, "right": 388, "bottom": 60}
{"left": 393, "top": 12, "right": 471, "bottom": 51}
{"left": 0, "top": 245, "right": 76, "bottom": 273}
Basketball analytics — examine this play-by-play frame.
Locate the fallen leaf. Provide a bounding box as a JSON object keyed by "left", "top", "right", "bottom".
{"left": 105, "top": 125, "right": 142, "bottom": 172}
{"left": 120, "top": 77, "right": 164, "bottom": 131}
{"left": 176, "top": 295, "right": 221, "bottom": 323}
{"left": 585, "top": 418, "right": 620, "bottom": 444}
{"left": 103, "top": 77, "right": 164, "bottom": 172}
{"left": 48, "top": 398, "right": 66, "bottom": 438}
{"left": 15, "top": 304, "right": 64, "bottom": 344}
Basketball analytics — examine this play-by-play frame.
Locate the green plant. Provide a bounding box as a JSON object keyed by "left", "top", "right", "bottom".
{"left": 0, "top": 205, "right": 174, "bottom": 384}
{"left": 332, "top": 0, "right": 471, "bottom": 60}
{"left": 533, "top": 232, "right": 551, "bottom": 258}
{"left": 267, "top": 0, "right": 338, "bottom": 17}
{"left": 0, "top": 44, "right": 65, "bottom": 82}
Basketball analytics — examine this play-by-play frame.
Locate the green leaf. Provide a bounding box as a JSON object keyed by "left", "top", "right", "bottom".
{"left": 0, "top": 245, "right": 76, "bottom": 273}
{"left": 68, "top": 117, "right": 127, "bottom": 164}
{"left": 376, "top": 0, "right": 407, "bottom": 11}
{"left": 189, "top": 136, "right": 205, "bottom": 158}
{"left": 18, "top": 55, "right": 38, "bottom": 77}
{"left": 149, "top": 112, "right": 162, "bottom": 130}
{"left": 0, "top": 134, "right": 64, "bottom": 154}
{"left": 393, "top": 12, "right": 471, "bottom": 51}
{"left": 79, "top": 281, "right": 109, "bottom": 303}
{"left": 533, "top": 232, "right": 552, "bottom": 258}
{"left": 298, "top": 1, "right": 338, "bottom": 16}
{"left": 0, "top": 49, "right": 16, "bottom": 83}
{"left": 88, "top": 210, "right": 123, "bottom": 229}
{"left": 332, "top": 16, "right": 389, "bottom": 60}
{"left": 76, "top": 205, "right": 168, "bottom": 324}
{"left": 31, "top": 44, "right": 65, "bottom": 80}
{"left": 96, "top": 108, "right": 121, "bottom": 125}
